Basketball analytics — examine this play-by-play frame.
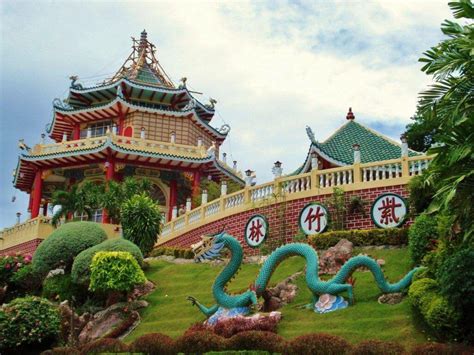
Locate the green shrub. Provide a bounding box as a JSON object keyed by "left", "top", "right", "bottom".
{"left": 122, "top": 193, "right": 161, "bottom": 256}
{"left": 89, "top": 251, "right": 146, "bottom": 293}
{"left": 287, "top": 333, "right": 352, "bottom": 354}
{"left": 408, "top": 214, "right": 438, "bottom": 265}
{"left": 176, "top": 330, "right": 227, "bottom": 353}
{"left": 351, "top": 339, "right": 404, "bottom": 354}
{"left": 408, "top": 175, "right": 435, "bottom": 214}
{"left": 79, "top": 338, "right": 128, "bottom": 354}
{"left": 308, "top": 228, "right": 408, "bottom": 250}
{"left": 408, "top": 278, "right": 460, "bottom": 339}
{"left": 129, "top": 332, "right": 175, "bottom": 355}
{"left": 437, "top": 248, "right": 474, "bottom": 314}
{"left": 227, "top": 331, "right": 286, "bottom": 353}
{"left": 32, "top": 222, "right": 107, "bottom": 276}
{"left": 42, "top": 274, "right": 86, "bottom": 302}
{"left": 71, "top": 238, "right": 143, "bottom": 285}
{"left": 0, "top": 296, "right": 60, "bottom": 351}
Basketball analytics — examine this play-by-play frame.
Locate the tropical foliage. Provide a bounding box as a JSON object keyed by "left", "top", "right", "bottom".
{"left": 121, "top": 193, "right": 162, "bottom": 256}
{"left": 89, "top": 251, "right": 146, "bottom": 294}
{"left": 50, "top": 177, "right": 152, "bottom": 225}
{"left": 405, "top": 0, "right": 474, "bottom": 342}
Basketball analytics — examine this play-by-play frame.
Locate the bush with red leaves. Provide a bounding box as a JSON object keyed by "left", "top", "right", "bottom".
{"left": 351, "top": 339, "right": 405, "bottom": 354}
{"left": 411, "top": 342, "right": 474, "bottom": 355}
{"left": 175, "top": 330, "right": 227, "bottom": 353}
{"left": 286, "top": 333, "right": 352, "bottom": 354}
{"left": 129, "top": 332, "right": 175, "bottom": 355}
{"left": 79, "top": 338, "right": 128, "bottom": 354}
{"left": 227, "top": 331, "right": 286, "bottom": 353}
{"left": 214, "top": 316, "right": 279, "bottom": 338}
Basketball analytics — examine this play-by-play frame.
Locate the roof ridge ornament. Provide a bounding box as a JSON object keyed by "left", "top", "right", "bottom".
{"left": 69, "top": 76, "right": 83, "bottom": 89}
{"left": 346, "top": 107, "right": 355, "bottom": 120}
{"left": 218, "top": 124, "right": 231, "bottom": 135}
{"left": 206, "top": 98, "right": 217, "bottom": 109}
{"left": 306, "top": 126, "right": 316, "bottom": 142}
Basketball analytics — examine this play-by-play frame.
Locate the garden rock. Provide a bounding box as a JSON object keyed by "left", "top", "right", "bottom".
{"left": 129, "top": 280, "right": 155, "bottom": 300}
{"left": 378, "top": 293, "right": 404, "bottom": 305}
{"left": 78, "top": 301, "right": 147, "bottom": 344}
{"left": 58, "top": 300, "right": 89, "bottom": 344}
{"left": 262, "top": 271, "right": 301, "bottom": 311}
{"left": 319, "top": 239, "right": 353, "bottom": 275}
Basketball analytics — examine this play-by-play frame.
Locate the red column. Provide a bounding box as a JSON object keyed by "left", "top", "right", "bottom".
{"left": 27, "top": 193, "right": 33, "bottom": 215}
{"left": 31, "top": 169, "right": 43, "bottom": 218}
{"left": 102, "top": 157, "right": 115, "bottom": 224}
{"left": 168, "top": 179, "right": 177, "bottom": 222}
{"left": 192, "top": 170, "right": 201, "bottom": 207}
{"left": 117, "top": 102, "right": 125, "bottom": 135}
{"left": 73, "top": 124, "right": 80, "bottom": 140}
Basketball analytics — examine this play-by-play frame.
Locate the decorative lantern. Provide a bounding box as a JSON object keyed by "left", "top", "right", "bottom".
{"left": 272, "top": 161, "right": 283, "bottom": 178}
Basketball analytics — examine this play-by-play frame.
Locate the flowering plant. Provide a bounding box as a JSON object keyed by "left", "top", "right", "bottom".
{"left": 0, "top": 253, "right": 32, "bottom": 286}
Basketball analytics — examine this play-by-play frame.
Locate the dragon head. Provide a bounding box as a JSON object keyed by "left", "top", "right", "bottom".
{"left": 191, "top": 231, "right": 226, "bottom": 262}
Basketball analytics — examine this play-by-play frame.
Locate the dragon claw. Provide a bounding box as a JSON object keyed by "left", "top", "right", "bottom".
{"left": 187, "top": 296, "right": 198, "bottom": 306}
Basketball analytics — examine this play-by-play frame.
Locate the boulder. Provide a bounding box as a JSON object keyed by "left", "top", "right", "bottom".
{"left": 319, "top": 239, "right": 353, "bottom": 275}
{"left": 262, "top": 271, "right": 301, "bottom": 311}
{"left": 378, "top": 293, "right": 404, "bottom": 305}
{"left": 129, "top": 280, "right": 155, "bottom": 300}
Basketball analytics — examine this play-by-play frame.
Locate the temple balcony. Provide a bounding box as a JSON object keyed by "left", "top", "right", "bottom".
{"left": 29, "top": 134, "right": 209, "bottom": 160}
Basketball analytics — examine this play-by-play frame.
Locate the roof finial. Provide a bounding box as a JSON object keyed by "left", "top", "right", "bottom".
{"left": 139, "top": 30, "right": 148, "bottom": 49}
{"left": 346, "top": 107, "right": 355, "bottom": 120}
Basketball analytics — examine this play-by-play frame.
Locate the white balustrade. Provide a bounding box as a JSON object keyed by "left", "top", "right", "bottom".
{"left": 205, "top": 201, "right": 220, "bottom": 217}
{"left": 318, "top": 169, "right": 352, "bottom": 188}
{"left": 161, "top": 224, "right": 171, "bottom": 237}
{"left": 225, "top": 191, "right": 244, "bottom": 209}
{"left": 409, "top": 158, "right": 430, "bottom": 176}
{"left": 188, "top": 209, "right": 202, "bottom": 225}
{"left": 250, "top": 184, "right": 274, "bottom": 202}
{"left": 281, "top": 174, "right": 311, "bottom": 194}
{"left": 173, "top": 217, "right": 186, "bottom": 231}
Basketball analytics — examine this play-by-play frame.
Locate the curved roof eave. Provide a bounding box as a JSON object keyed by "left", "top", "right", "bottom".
{"left": 50, "top": 97, "right": 227, "bottom": 140}
{"left": 296, "top": 143, "right": 348, "bottom": 175}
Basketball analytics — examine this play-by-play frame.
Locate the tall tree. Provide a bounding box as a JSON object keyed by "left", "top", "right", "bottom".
{"left": 417, "top": 0, "right": 474, "bottom": 241}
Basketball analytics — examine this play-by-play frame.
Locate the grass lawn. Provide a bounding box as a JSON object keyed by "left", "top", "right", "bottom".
{"left": 126, "top": 247, "right": 427, "bottom": 347}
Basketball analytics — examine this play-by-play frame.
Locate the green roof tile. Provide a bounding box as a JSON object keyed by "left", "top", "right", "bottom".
{"left": 314, "top": 120, "right": 420, "bottom": 164}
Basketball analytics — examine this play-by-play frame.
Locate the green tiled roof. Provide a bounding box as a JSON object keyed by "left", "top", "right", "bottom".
{"left": 314, "top": 120, "right": 420, "bottom": 165}
{"left": 292, "top": 120, "right": 422, "bottom": 175}
{"left": 134, "top": 64, "right": 163, "bottom": 85}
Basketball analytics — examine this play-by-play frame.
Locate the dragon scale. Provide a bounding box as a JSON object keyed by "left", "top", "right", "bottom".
{"left": 188, "top": 232, "right": 419, "bottom": 317}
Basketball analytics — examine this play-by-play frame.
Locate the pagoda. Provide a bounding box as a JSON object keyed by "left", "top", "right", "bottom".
{"left": 13, "top": 30, "right": 244, "bottom": 224}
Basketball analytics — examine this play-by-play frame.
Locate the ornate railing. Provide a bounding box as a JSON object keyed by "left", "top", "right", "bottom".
{"left": 30, "top": 134, "right": 208, "bottom": 159}
{"left": 0, "top": 216, "right": 54, "bottom": 251}
{"left": 159, "top": 155, "right": 434, "bottom": 241}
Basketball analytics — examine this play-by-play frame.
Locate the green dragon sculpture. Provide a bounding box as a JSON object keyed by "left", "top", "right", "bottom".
{"left": 187, "top": 231, "right": 420, "bottom": 317}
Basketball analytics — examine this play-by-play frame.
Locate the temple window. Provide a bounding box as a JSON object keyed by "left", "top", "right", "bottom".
{"left": 80, "top": 120, "right": 113, "bottom": 138}
{"left": 75, "top": 209, "right": 103, "bottom": 223}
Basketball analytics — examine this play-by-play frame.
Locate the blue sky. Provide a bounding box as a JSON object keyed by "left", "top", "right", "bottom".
{"left": 0, "top": 0, "right": 451, "bottom": 228}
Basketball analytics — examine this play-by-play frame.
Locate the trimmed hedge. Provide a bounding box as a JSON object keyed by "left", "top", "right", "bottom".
{"left": 129, "top": 332, "right": 175, "bottom": 355}
{"left": 408, "top": 214, "right": 438, "bottom": 265}
{"left": 71, "top": 238, "right": 143, "bottom": 285}
{"left": 351, "top": 339, "right": 405, "bottom": 354}
{"left": 408, "top": 278, "right": 460, "bottom": 339}
{"left": 287, "top": 333, "right": 352, "bottom": 354}
{"left": 32, "top": 222, "right": 107, "bottom": 276}
{"left": 308, "top": 228, "right": 408, "bottom": 250}
{"left": 227, "top": 331, "right": 286, "bottom": 353}
{"left": 79, "top": 338, "right": 128, "bottom": 354}
{"left": 175, "top": 330, "right": 227, "bottom": 353}
{"left": 150, "top": 246, "right": 194, "bottom": 259}
{"left": 42, "top": 274, "right": 86, "bottom": 302}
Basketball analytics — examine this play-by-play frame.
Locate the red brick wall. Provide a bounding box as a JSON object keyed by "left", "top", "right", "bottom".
{"left": 0, "top": 238, "right": 44, "bottom": 256}
{"left": 161, "top": 185, "right": 409, "bottom": 255}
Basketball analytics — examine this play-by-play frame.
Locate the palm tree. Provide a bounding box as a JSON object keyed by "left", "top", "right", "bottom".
{"left": 416, "top": 0, "right": 474, "bottom": 240}
{"left": 50, "top": 181, "right": 103, "bottom": 226}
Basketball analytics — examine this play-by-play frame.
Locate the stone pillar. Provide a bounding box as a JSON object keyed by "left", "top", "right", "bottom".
{"left": 31, "top": 169, "right": 43, "bottom": 218}
{"left": 221, "top": 180, "right": 227, "bottom": 196}
{"left": 201, "top": 189, "right": 208, "bottom": 205}
{"left": 186, "top": 198, "right": 192, "bottom": 212}
{"left": 172, "top": 206, "right": 178, "bottom": 220}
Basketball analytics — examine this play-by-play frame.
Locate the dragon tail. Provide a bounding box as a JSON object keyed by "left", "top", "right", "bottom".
{"left": 331, "top": 255, "right": 420, "bottom": 293}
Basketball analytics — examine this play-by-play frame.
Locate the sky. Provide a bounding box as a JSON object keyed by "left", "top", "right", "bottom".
{"left": 0, "top": 0, "right": 452, "bottom": 228}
